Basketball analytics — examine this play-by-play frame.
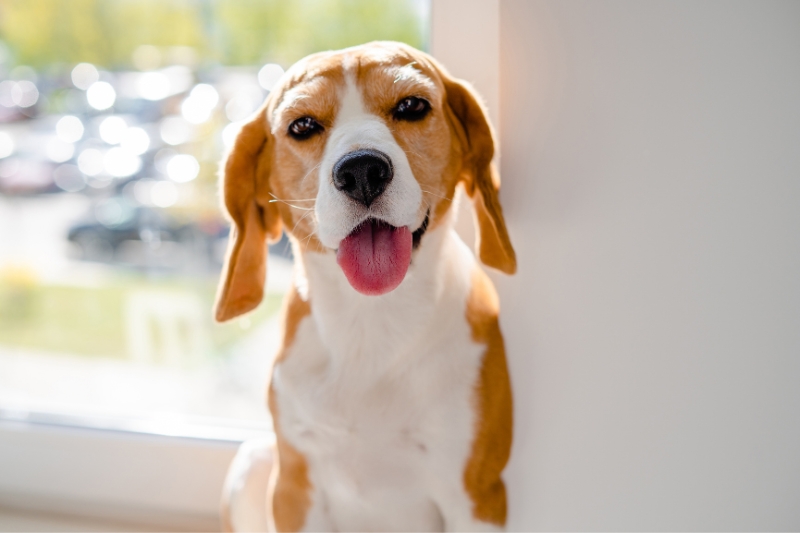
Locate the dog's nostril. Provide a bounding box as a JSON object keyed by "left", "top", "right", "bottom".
{"left": 367, "top": 165, "right": 384, "bottom": 182}
{"left": 333, "top": 149, "right": 393, "bottom": 207}
{"left": 341, "top": 171, "right": 356, "bottom": 191}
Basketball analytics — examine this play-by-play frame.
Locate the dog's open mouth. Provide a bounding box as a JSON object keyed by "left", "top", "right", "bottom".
{"left": 336, "top": 218, "right": 412, "bottom": 295}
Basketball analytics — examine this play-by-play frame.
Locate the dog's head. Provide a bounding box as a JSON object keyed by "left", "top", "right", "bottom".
{"left": 215, "top": 41, "right": 515, "bottom": 322}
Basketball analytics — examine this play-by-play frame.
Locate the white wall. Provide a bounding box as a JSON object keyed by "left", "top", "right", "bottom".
{"left": 431, "top": 0, "right": 499, "bottom": 247}
{"left": 431, "top": 0, "right": 499, "bottom": 126}
{"left": 493, "top": 1, "right": 800, "bottom": 530}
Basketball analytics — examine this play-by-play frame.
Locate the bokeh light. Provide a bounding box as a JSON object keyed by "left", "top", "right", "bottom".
{"left": 258, "top": 64, "right": 285, "bottom": 91}
{"left": 56, "top": 116, "right": 85, "bottom": 143}
{"left": 45, "top": 139, "right": 75, "bottom": 163}
{"left": 154, "top": 148, "right": 177, "bottom": 173}
{"left": 103, "top": 147, "right": 142, "bottom": 177}
{"left": 0, "top": 132, "right": 14, "bottom": 158}
{"left": 11, "top": 81, "right": 39, "bottom": 107}
{"left": 160, "top": 116, "right": 193, "bottom": 146}
{"left": 87, "top": 81, "right": 116, "bottom": 110}
{"left": 99, "top": 116, "right": 127, "bottom": 145}
{"left": 225, "top": 90, "right": 262, "bottom": 122}
{"left": 71, "top": 63, "right": 99, "bottom": 90}
{"left": 222, "top": 121, "right": 244, "bottom": 149}
{"left": 166, "top": 154, "right": 200, "bottom": 182}
{"left": 77, "top": 148, "right": 104, "bottom": 176}
{"left": 137, "top": 71, "right": 170, "bottom": 100}
{"left": 181, "top": 84, "right": 219, "bottom": 124}
{"left": 162, "top": 66, "right": 193, "bottom": 95}
{"left": 151, "top": 181, "right": 178, "bottom": 207}
{"left": 120, "top": 127, "right": 150, "bottom": 155}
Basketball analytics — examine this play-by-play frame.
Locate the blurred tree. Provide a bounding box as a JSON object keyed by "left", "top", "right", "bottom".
{"left": 0, "top": 0, "right": 427, "bottom": 69}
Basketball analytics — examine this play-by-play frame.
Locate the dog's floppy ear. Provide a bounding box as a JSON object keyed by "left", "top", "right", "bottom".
{"left": 441, "top": 73, "right": 516, "bottom": 275}
{"left": 214, "top": 107, "right": 283, "bottom": 322}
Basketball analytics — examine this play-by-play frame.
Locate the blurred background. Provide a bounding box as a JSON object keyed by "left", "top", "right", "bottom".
{"left": 0, "top": 0, "right": 429, "bottom": 431}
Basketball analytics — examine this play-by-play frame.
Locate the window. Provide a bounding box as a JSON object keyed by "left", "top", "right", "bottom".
{"left": 0, "top": 1, "right": 429, "bottom": 528}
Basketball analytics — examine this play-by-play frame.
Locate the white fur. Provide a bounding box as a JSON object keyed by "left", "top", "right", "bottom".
{"left": 314, "top": 77, "right": 423, "bottom": 249}
{"left": 226, "top": 75, "right": 501, "bottom": 533}
{"left": 274, "top": 222, "right": 497, "bottom": 532}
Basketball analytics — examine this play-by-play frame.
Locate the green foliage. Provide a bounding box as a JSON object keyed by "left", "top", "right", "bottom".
{"left": 0, "top": 276, "right": 282, "bottom": 359}
{"left": 0, "top": 0, "right": 427, "bottom": 69}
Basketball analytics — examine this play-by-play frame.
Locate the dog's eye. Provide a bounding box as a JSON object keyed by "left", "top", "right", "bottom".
{"left": 393, "top": 96, "right": 430, "bottom": 122}
{"left": 288, "top": 117, "right": 323, "bottom": 139}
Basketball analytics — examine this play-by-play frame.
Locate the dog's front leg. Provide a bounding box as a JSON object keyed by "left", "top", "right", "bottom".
{"left": 435, "top": 487, "right": 506, "bottom": 533}
{"left": 221, "top": 438, "right": 273, "bottom": 532}
{"left": 267, "top": 439, "right": 332, "bottom": 532}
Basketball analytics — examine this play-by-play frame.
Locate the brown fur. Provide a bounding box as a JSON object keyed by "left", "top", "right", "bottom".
{"left": 354, "top": 46, "right": 458, "bottom": 234}
{"left": 214, "top": 105, "right": 283, "bottom": 322}
{"left": 213, "top": 42, "right": 517, "bottom": 531}
{"left": 437, "top": 69, "right": 516, "bottom": 275}
{"left": 266, "top": 56, "right": 346, "bottom": 251}
{"left": 214, "top": 42, "right": 516, "bottom": 323}
{"left": 267, "top": 286, "right": 313, "bottom": 531}
{"left": 351, "top": 42, "right": 517, "bottom": 267}
{"left": 464, "top": 267, "right": 513, "bottom": 525}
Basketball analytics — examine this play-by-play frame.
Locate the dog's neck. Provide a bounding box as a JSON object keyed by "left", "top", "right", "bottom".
{"left": 292, "top": 212, "right": 474, "bottom": 370}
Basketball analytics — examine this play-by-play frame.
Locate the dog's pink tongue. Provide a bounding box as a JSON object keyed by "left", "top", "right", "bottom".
{"left": 336, "top": 220, "right": 412, "bottom": 295}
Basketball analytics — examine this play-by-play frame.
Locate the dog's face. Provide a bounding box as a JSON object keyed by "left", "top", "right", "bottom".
{"left": 215, "top": 42, "right": 515, "bottom": 321}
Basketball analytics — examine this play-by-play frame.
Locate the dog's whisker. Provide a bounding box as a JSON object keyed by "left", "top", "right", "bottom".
{"left": 420, "top": 188, "right": 452, "bottom": 201}
{"left": 268, "top": 192, "right": 317, "bottom": 210}
{"left": 302, "top": 231, "right": 317, "bottom": 247}
{"left": 301, "top": 162, "right": 322, "bottom": 185}
{"left": 269, "top": 201, "right": 316, "bottom": 210}
{"left": 292, "top": 212, "right": 314, "bottom": 234}
{"left": 268, "top": 193, "right": 316, "bottom": 202}
{"left": 295, "top": 233, "right": 319, "bottom": 251}
{"left": 296, "top": 227, "right": 324, "bottom": 252}
{"left": 291, "top": 208, "right": 316, "bottom": 235}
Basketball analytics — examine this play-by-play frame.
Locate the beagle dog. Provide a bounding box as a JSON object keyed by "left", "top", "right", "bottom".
{"left": 217, "top": 41, "right": 516, "bottom": 532}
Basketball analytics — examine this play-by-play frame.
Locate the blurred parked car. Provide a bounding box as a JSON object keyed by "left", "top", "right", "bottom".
{"left": 67, "top": 196, "right": 294, "bottom": 272}
{"left": 68, "top": 197, "right": 222, "bottom": 271}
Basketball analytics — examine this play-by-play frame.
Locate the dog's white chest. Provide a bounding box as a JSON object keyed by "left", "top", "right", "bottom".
{"left": 274, "top": 327, "right": 482, "bottom": 530}
{"left": 271, "top": 233, "right": 486, "bottom": 531}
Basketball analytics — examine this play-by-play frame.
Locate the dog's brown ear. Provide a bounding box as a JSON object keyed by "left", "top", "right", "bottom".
{"left": 214, "top": 108, "right": 282, "bottom": 322}
{"left": 442, "top": 74, "right": 516, "bottom": 275}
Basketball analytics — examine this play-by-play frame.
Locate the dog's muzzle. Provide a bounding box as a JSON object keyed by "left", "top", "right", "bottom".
{"left": 332, "top": 149, "right": 393, "bottom": 207}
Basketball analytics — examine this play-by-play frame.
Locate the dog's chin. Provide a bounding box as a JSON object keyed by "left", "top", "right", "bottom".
{"left": 336, "top": 218, "right": 413, "bottom": 296}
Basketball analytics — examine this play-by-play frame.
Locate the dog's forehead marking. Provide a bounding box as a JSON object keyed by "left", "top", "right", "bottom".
{"left": 341, "top": 52, "right": 358, "bottom": 73}
{"left": 336, "top": 74, "right": 369, "bottom": 126}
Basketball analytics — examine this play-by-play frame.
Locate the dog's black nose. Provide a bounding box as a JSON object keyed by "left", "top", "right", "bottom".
{"left": 333, "top": 149, "right": 393, "bottom": 207}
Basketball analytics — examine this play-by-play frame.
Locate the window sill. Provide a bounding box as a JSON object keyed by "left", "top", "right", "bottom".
{"left": 0, "top": 409, "right": 271, "bottom": 531}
